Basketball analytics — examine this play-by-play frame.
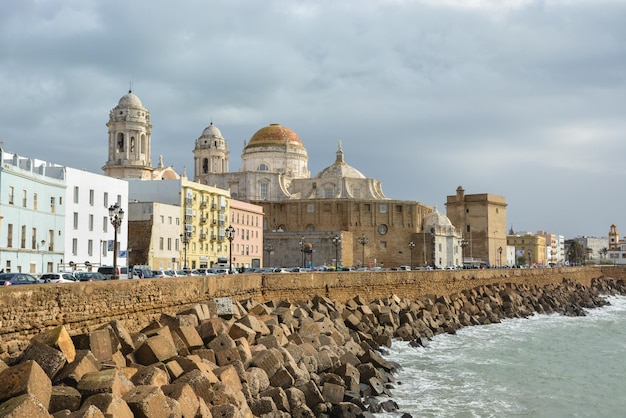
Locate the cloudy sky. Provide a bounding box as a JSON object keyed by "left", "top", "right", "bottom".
{"left": 1, "top": 0, "right": 625, "bottom": 239}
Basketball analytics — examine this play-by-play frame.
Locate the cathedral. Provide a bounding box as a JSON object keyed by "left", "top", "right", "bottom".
{"left": 103, "top": 89, "right": 472, "bottom": 269}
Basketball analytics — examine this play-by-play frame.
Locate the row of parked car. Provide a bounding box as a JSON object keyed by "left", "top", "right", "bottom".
{"left": 0, "top": 271, "right": 111, "bottom": 286}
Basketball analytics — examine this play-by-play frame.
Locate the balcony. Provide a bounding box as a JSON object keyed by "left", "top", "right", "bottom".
{"left": 199, "top": 233, "right": 207, "bottom": 241}
{"left": 200, "top": 200, "right": 207, "bottom": 208}
{"left": 200, "top": 216, "right": 207, "bottom": 224}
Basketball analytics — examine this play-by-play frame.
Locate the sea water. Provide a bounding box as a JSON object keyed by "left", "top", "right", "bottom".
{"left": 376, "top": 296, "right": 626, "bottom": 417}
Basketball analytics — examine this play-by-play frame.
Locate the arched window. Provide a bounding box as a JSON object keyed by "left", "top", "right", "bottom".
{"left": 116, "top": 133, "right": 124, "bottom": 151}
{"left": 324, "top": 186, "right": 335, "bottom": 198}
{"left": 202, "top": 158, "right": 209, "bottom": 174}
{"left": 258, "top": 163, "right": 269, "bottom": 171}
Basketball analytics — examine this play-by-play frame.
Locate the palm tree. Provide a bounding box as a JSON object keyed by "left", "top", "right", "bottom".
{"left": 600, "top": 247, "right": 608, "bottom": 260}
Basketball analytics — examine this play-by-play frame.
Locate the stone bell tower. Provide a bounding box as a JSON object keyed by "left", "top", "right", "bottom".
{"left": 103, "top": 90, "right": 153, "bottom": 179}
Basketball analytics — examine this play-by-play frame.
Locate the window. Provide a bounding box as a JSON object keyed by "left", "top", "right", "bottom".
{"left": 167, "top": 238, "right": 172, "bottom": 251}
{"left": 21, "top": 225, "right": 26, "bottom": 248}
{"left": 396, "top": 205, "right": 403, "bottom": 213}
{"left": 353, "top": 188, "right": 361, "bottom": 198}
{"left": 33, "top": 193, "right": 37, "bottom": 210}
{"left": 9, "top": 186, "right": 14, "bottom": 205}
{"left": 89, "top": 215, "right": 94, "bottom": 231}
{"left": 7, "top": 224, "right": 13, "bottom": 248}
{"left": 31, "top": 228, "right": 37, "bottom": 249}
{"left": 260, "top": 183, "right": 269, "bottom": 199}
{"left": 104, "top": 192, "right": 108, "bottom": 208}
{"left": 365, "top": 204, "right": 371, "bottom": 212}
{"left": 103, "top": 217, "right": 108, "bottom": 233}
{"left": 50, "top": 197, "right": 55, "bottom": 213}
{"left": 88, "top": 240, "right": 93, "bottom": 256}
{"left": 324, "top": 187, "right": 334, "bottom": 198}
{"left": 73, "top": 213, "right": 79, "bottom": 229}
{"left": 378, "top": 224, "right": 388, "bottom": 235}
{"left": 73, "top": 186, "right": 79, "bottom": 204}
{"left": 22, "top": 190, "right": 27, "bottom": 207}
{"left": 466, "top": 225, "right": 471, "bottom": 233}
{"left": 307, "top": 204, "right": 314, "bottom": 213}
{"left": 89, "top": 189, "right": 94, "bottom": 206}
{"left": 160, "top": 215, "right": 165, "bottom": 223}
{"left": 380, "top": 204, "right": 387, "bottom": 213}
{"left": 168, "top": 216, "right": 172, "bottom": 224}
{"left": 159, "top": 237, "right": 164, "bottom": 250}
{"left": 258, "top": 163, "right": 269, "bottom": 171}
{"left": 380, "top": 241, "right": 387, "bottom": 249}
{"left": 72, "top": 239, "right": 78, "bottom": 256}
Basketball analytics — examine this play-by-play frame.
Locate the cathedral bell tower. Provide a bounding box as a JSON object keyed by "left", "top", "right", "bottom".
{"left": 193, "top": 122, "right": 229, "bottom": 184}
{"left": 103, "top": 90, "right": 154, "bottom": 179}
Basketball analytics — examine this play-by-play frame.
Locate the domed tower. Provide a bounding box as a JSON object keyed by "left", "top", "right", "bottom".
{"left": 193, "top": 122, "right": 229, "bottom": 184}
{"left": 103, "top": 90, "right": 153, "bottom": 179}
{"left": 241, "top": 123, "right": 309, "bottom": 179}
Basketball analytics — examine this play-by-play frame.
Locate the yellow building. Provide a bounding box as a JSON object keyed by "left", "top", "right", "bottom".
{"left": 507, "top": 233, "right": 546, "bottom": 267}
{"left": 128, "top": 176, "right": 232, "bottom": 270}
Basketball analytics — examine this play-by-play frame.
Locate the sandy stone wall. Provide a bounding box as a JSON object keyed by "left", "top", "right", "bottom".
{"left": 1, "top": 266, "right": 624, "bottom": 359}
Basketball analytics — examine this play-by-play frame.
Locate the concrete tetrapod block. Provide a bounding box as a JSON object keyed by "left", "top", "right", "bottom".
{"left": 49, "top": 385, "right": 82, "bottom": 414}
{"left": 173, "top": 369, "right": 219, "bottom": 405}
{"left": 123, "top": 385, "right": 172, "bottom": 418}
{"left": 250, "top": 348, "right": 283, "bottom": 379}
{"left": 32, "top": 325, "right": 76, "bottom": 364}
{"left": 259, "top": 386, "right": 291, "bottom": 413}
{"left": 81, "top": 393, "right": 134, "bottom": 418}
{"left": 214, "top": 346, "right": 242, "bottom": 367}
{"left": 173, "top": 325, "right": 204, "bottom": 350}
{"left": 131, "top": 364, "right": 170, "bottom": 386}
{"left": 207, "top": 332, "right": 236, "bottom": 351}
{"left": 213, "top": 364, "right": 243, "bottom": 393}
{"left": 20, "top": 339, "right": 67, "bottom": 380}
{"left": 0, "top": 394, "right": 51, "bottom": 418}
{"left": 134, "top": 334, "right": 178, "bottom": 366}
{"left": 54, "top": 350, "right": 101, "bottom": 386}
{"left": 161, "top": 383, "right": 200, "bottom": 418}
{"left": 227, "top": 322, "right": 256, "bottom": 345}
{"left": 76, "top": 368, "right": 134, "bottom": 398}
{"left": 196, "top": 317, "right": 228, "bottom": 345}
{"left": 0, "top": 360, "right": 52, "bottom": 410}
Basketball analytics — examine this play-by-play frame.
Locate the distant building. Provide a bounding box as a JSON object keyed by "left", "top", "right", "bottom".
{"left": 507, "top": 232, "right": 547, "bottom": 267}
{"left": 446, "top": 186, "right": 507, "bottom": 267}
{"left": 606, "top": 224, "right": 624, "bottom": 264}
{"left": 573, "top": 235, "right": 608, "bottom": 262}
{"left": 0, "top": 150, "right": 128, "bottom": 273}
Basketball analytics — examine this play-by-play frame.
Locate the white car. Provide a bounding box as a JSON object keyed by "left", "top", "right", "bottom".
{"left": 40, "top": 272, "right": 79, "bottom": 284}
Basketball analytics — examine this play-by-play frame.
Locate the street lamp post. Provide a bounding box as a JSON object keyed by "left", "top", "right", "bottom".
{"left": 39, "top": 240, "right": 46, "bottom": 273}
{"left": 108, "top": 203, "right": 124, "bottom": 280}
{"left": 226, "top": 225, "right": 235, "bottom": 274}
{"left": 498, "top": 246, "right": 503, "bottom": 267}
{"left": 299, "top": 236, "right": 305, "bottom": 268}
{"left": 332, "top": 235, "right": 342, "bottom": 271}
{"left": 460, "top": 238, "right": 469, "bottom": 267}
{"left": 179, "top": 233, "right": 189, "bottom": 270}
{"left": 264, "top": 244, "right": 274, "bottom": 267}
{"left": 358, "top": 234, "right": 368, "bottom": 269}
{"left": 408, "top": 241, "right": 415, "bottom": 270}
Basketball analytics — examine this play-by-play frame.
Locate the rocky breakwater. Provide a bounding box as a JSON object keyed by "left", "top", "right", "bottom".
{"left": 0, "top": 276, "right": 625, "bottom": 418}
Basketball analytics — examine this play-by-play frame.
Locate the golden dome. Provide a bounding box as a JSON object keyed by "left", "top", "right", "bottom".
{"left": 245, "top": 124, "right": 304, "bottom": 150}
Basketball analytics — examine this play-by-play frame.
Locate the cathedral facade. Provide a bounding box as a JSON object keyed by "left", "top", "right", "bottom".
{"left": 191, "top": 121, "right": 441, "bottom": 268}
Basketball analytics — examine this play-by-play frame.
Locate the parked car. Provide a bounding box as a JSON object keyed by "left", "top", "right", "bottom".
{"left": 132, "top": 266, "right": 154, "bottom": 279}
{"left": 40, "top": 272, "right": 79, "bottom": 284}
{"left": 152, "top": 269, "right": 168, "bottom": 278}
{"left": 97, "top": 266, "right": 129, "bottom": 280}
{"left": 0, "top": 273, "right": 44, "bottom": 286}
{"left": 75, "top": 272, "right": 108, "bottom": 282}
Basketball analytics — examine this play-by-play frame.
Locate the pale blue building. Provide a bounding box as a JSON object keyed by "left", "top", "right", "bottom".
{"left": 0, "top": 149, "right": 66, "bottom": 273}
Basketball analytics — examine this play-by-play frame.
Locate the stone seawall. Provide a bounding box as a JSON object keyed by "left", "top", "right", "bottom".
{"left": 1, "top": 266, "right": 625, "bottom": 359}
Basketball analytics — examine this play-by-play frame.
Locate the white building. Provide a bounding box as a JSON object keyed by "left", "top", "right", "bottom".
{"left": 64, "top": 168, "right": 128, "bottom": 271}
{"left": 0, "top": 150, "right": 129, "bottom": 273}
